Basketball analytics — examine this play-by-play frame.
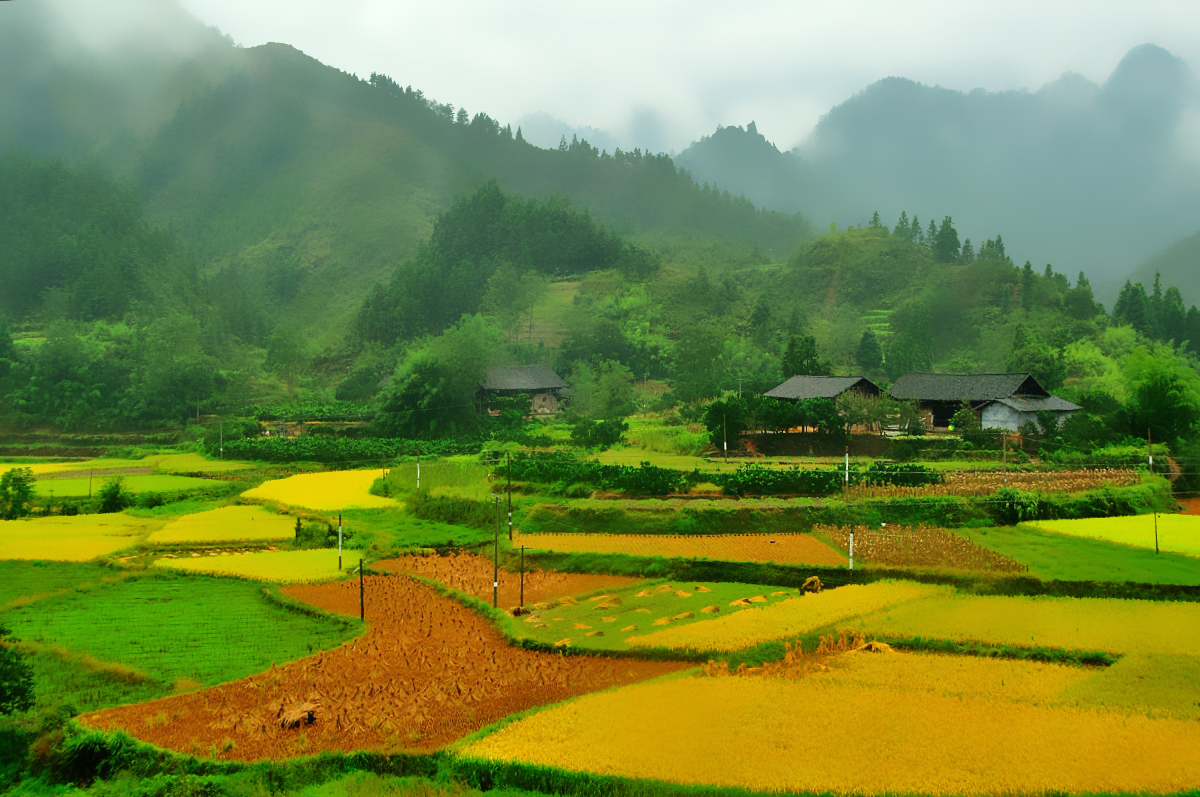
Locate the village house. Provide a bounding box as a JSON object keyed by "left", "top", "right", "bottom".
{"left": 763, "top": 375, "right": 881, "bottom": 402}
{"left": 477, "top": 365, "right": 569, "bottom": 415}
{"left": 888, "top": 372, "right": 1080, "bottom": 432}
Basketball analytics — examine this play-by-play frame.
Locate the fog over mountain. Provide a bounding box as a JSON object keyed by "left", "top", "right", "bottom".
{"left": 678, "top": 44, "right": 1200, "bottom": 295}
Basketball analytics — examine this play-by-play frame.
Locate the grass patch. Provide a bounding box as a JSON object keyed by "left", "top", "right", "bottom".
{"left": 962, "top": 525, "right": 1200, "bottom": 585}
{"left": 338, "top": 507, "right": 495, "bottom": 551}
{"left": 4, "top": 572, "right": 360, "bottom": 689}
{"left": 0, "top": 561, "right": 125, "bottom": 609}
{"left": 1027, "top": 514, "right": 1200, "bottom": 557}
{"left": 1058, "top": 653, "right": 1200, "bottom": 720}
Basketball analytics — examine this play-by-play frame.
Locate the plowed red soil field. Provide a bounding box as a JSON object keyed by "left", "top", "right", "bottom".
{"left": 374, "top": 552, "right": 643, "bottom": 606}
{"left": 81, "top": 575, "right": 682, "bottom": 761}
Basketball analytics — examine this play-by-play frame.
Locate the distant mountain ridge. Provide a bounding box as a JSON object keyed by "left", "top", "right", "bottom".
{"left": 679, "top": 44, "right": 1200, "bottom": 285}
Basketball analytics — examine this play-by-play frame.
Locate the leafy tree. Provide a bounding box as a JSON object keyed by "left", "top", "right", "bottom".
{"left": 704, "top": 396, "right": 747, "bottom": 450}
{"left": 569, "top": 418, "right": 628, "bottom": 451}
{"left": 1007, "top": 325, "right": 1065, "bottom": 391}
{"left": 854, "top": 329, "right": 883, "bottom": 372}
{"left": 0, "top": 468, "right": 34, "bottom": 520}
{"left": 671, "top": 323, "right": 724, "bottom": 402}
{"left": 568, "top": 360, "right": 637, "bottom": 420}
{"left": 97, "top": 477, "right": 131, "bottom": 513}
{"left": 0, "top": 625, "right": 34, "bottom": 715}
{"left": 1129, "top": 368, "right": 1200, "bottom": 443}
{"left": 265, "top": 327, "right": 311, "bottom": 392}
{"left": 373, "top": 315, "right": 501, "bottom": 438}
{"left": 1065, "top": 272, "right": 1101, "bottom": 320}
{"left": 781, "top": 334, "right": 831, "bottom": 378}
{"left": 482, "top": 266, "right": 550, "bottom": 342}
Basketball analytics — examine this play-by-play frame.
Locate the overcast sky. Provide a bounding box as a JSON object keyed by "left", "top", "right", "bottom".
{"left": 178, "top": 0, "right": 1200, "bottom": 153}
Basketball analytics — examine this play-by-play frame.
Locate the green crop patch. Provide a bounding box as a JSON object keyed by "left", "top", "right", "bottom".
{"left": 502, "top": 580, "right": 808, "bottom": 652}
{"left": 4, "top": 573, "right": 361, "bottom": 691}
{"left": 0, "top": 561, "right": 121, "bottom": 609}
{"left": 964, "top": 525, "right": 1200, "bottom": 585}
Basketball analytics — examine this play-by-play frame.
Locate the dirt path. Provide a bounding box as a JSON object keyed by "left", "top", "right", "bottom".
{"left": 81, "top": 575, "right": 682, "bottom": 761}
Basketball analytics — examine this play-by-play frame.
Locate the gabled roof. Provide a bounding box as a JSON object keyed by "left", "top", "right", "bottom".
{"left": 764, "top": 376, "right": 881, "bottom": 400}
{"left": 481, "top": 365, "right": 567, "bottom": 392}
{"left": 889, "top": 373, "right": 1049, "bottom": 402}
{"left": 985, "top": 395, "right": 1081, "bottom": 413}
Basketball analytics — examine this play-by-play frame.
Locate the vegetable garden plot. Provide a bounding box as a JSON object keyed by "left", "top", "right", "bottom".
{"left": 505, "top": 580, "right": 807, "bottom": 652}
{"left": 459, "top": 656, "right": 1200, "bottom": 795}
{"left": 147, "top": 505, "right": 295, "bottom": 545}
{"left": 5, "top": 576, "right": 356, "bottom": 690}
{"left": 242, "top": 470, "right": 396, "bottom": 511}
{"left": 0, "top": 514, "right": 163, "bottom": 561}
{"left": 82, "top": 576, "right": 684, "bottom": 761}
{"left": 843, "top": 468, "right": 1138, "bottom": 500}
{"left": 375, "top": 552, "right": 643, "bottom": 607}
{"left": 513, "top": 531, "right": 846, "bottom": 567}
{"left": 1028, "top": 514, "right": 1200, "bottom": 557}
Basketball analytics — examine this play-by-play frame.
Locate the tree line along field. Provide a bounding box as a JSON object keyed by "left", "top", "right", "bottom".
{"left": 2, "top": 447, "right": 1200, "bottom": 796}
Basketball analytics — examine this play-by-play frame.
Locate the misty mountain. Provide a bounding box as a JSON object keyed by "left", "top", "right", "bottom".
{"left": 0, "top": 0, "right": 807, "bottom": 347}
{"left": 679, "top": 44, "right": 1200, "bottom": 284}
{"left": 1119, "top": 230, "right": 1200, "bottom": 307}
{"left": 515, "top": 112, "right": 623, "bottom": 154}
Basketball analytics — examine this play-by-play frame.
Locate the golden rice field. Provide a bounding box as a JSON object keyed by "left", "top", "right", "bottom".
{"left": 0, "top": 514, "right": 164, "bottom": 561}
{"left": 844, "top": 592, "right": 1200, "bottom": 655}
{"left": 1027, "top": 514, "right": 1200, "bottom": 557}
{"left": 627, "top": 582, "right": 941, "bottom": 652}
{"left": 241, "top": 470, "right": 396, "bottom": 511}
{"left": 460, "top": 655, "right": 1200, "bottom": 794}
{"left": 153, "top": 548, "right": 363, "bottom": 582}
{"left": 1, "top": 454, "right": 251, "bottom": 478}
{"left": 146, "top": 505, "right": 295, "bottom": 545}
{"left": 513, "top": 531, "right": 846, "bottom": 567}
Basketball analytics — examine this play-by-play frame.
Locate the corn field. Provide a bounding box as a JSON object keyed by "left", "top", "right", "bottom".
{"left": 814, "top": 524, "right": 1028, "bottom": 573}
{"left": 843, "top": 468, "right": 1137, "bottom": 501}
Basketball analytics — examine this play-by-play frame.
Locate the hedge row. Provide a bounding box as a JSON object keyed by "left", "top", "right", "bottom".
{"left": 215, "top": 436, "right": 480, "bottom": 464}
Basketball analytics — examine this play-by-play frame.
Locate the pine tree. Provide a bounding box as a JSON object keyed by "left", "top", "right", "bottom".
{"left": 893, "top": 211, "right": 910, "bottom": 240}
{"left": 959, "top": 238, "right": 975, "bottom": 263}
{"left": 933, "top": 216, "right": 961, "bottom": 263}
{"left": 855, "top": 329, "right": 884, "bottom": 372}
{"left": 869, "top": 211, "right": 883, "bottom": 229}
{"left": 926, "top": 220, "right": 937, "bottom": 250}
{"left": 1021, "top": 262, "right": 1035, "bottom": 311}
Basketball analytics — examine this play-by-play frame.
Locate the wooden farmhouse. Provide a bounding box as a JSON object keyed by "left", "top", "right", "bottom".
{"left": 763, "top": 375, "right": 881, "bottom": 402}
{"left": 888, "top": 372, "right": 1080, "bottom": 432}
{"left": 478, "top": 365, "right": 569, "bottom": 415}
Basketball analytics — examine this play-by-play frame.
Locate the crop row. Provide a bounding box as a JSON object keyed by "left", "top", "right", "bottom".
{"left": 844, "top": 468, "right": 1137, "bottom": 500}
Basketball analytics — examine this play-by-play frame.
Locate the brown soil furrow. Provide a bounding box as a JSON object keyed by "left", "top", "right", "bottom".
{"left": 80, "top": 575, "right": 680, "bottom": 762}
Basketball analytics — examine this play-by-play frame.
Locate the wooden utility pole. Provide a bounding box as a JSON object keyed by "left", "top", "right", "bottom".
{"left": 359, "top": 559, "right": 365, "bottom": 620}
{"left": 723, "top": 415, "right": 728, "bottom": 462}
{"left": 1002, "top": 432, "right": 1007, "bottom": 488}
{"left": 338, "top": 513, "right": 343, "bottom": 571}
{"left": 507, "top": 452, "right": 513, "bottom": 540}
{"left": 416, "top": 443, "right": 421, "bottom": 492}
{"left": 492, "top": 495, "right": 500, "bottom": 608}
{"left": 520, "top": 545, "right": 526, "bottom": 608}
{"left": 1150, "top": 428, "right": 1159, "bottom": 554}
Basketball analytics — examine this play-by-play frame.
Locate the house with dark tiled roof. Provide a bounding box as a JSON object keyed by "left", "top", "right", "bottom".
{"left": 764, "top": 375, "right": 881, "bottom": 401}
{"left": 478, "top": 365, "right": 569, "bottom": 415}
{"left": 889, "top": 372, "right": 1079, "bottom": 432}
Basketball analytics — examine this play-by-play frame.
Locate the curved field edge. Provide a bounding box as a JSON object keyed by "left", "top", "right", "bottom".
{"left": 510, "top": 550, "right": 1200, "bottom": 602}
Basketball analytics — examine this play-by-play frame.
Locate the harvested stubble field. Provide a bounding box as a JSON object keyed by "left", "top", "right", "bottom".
{"left": 460, "top": 652, "right": 1200, "bottom": 794}
{"left": 0, "top": 514, "right": 164, "bottom": 561}
{"left": 814, "top": 524, "right": 1027, "bottom": 572}
{"left": 844, "top": 468, "right": 1137, "bottom": 500}
{"left": 147, "top": 505, "right": 295, "bottom": 545}
{"left": 242, "top": 470, "right": 396, "bottom": 511}
{"left": 512, "top": 531, "right": 846, "bottom": 567}
{"left": 843, "top": 591, "right": 1200, "bottom": 655}
{"left": 82, "top": 575, "right": 683, "bottom": 760}
{"left": 153, "top": 548, "right": 363, "bottom": 582}
{"left": 627, "top": 582, "right": 942, "bottom": 652}
{"left": 1027, "top": 514, "right": 1200, "bottom": 556}
{"left": 505, "top": 580, "right": 806, "bottom": 652}
{"left": 374, "top": 552, "right": 643, "bottom": 607}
